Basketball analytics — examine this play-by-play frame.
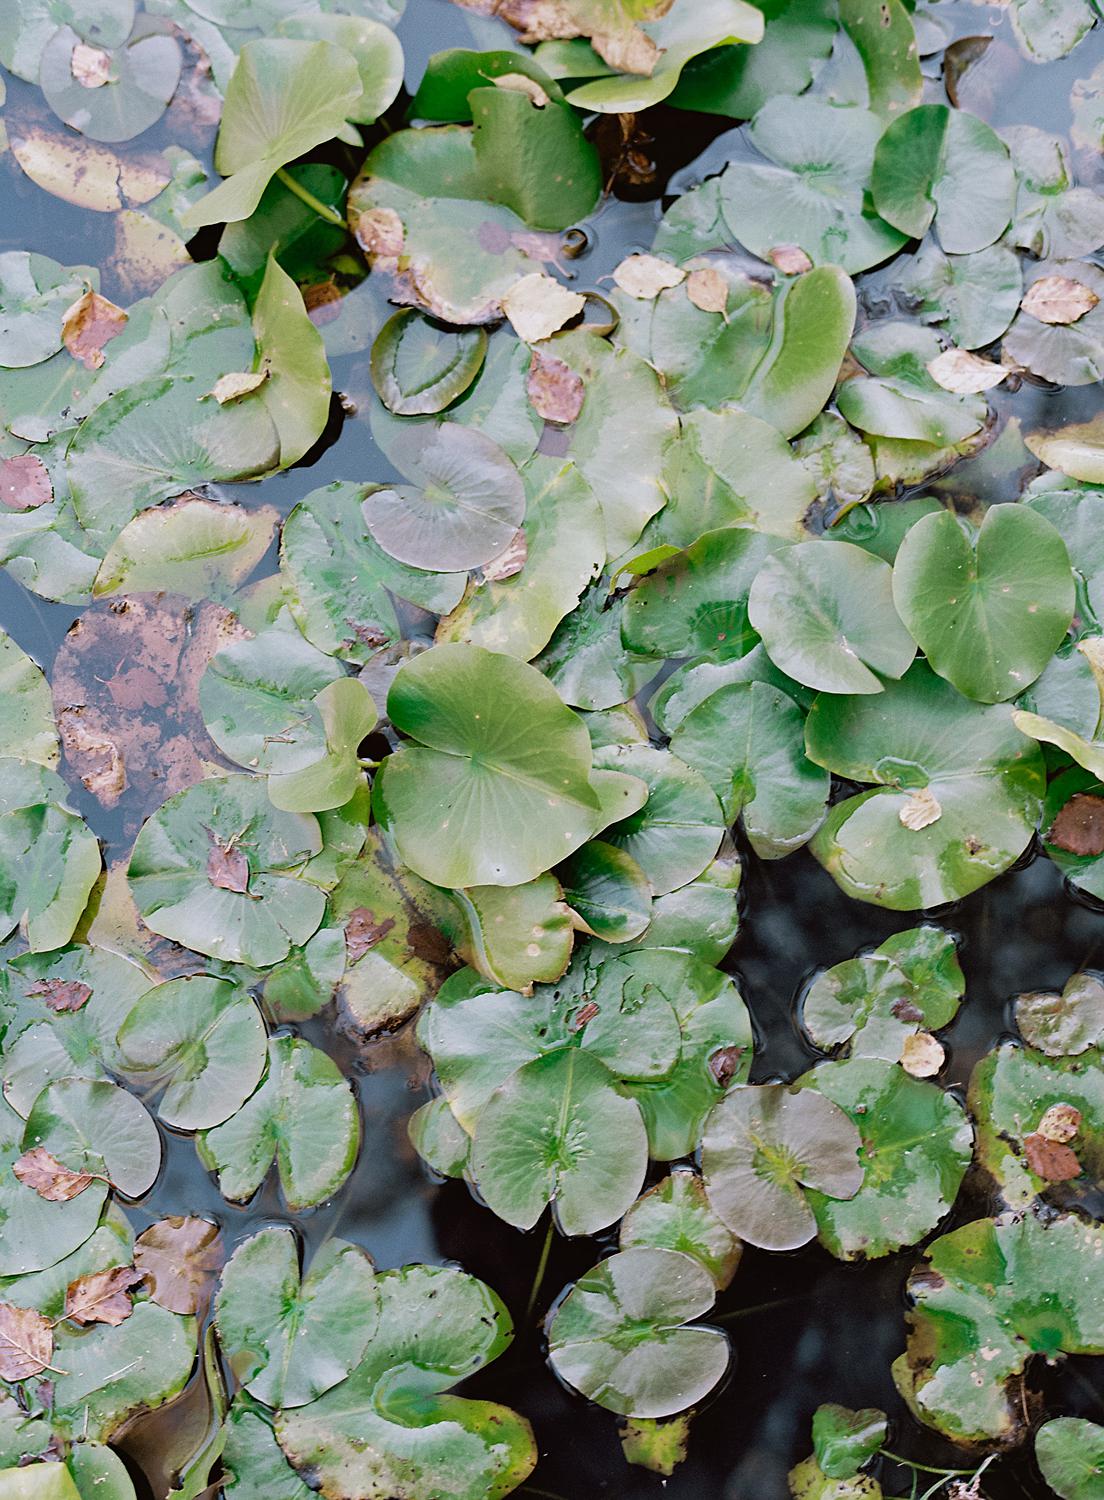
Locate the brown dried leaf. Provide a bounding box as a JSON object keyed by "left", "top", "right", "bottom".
{"left": 1038, "top": 1102, "right": 1082, "bottom": 1143}
{"left": 13, "top": 1147, "right": 99, "bottom": 1202}
{"left": 0, "top": 1303, "right": 55, "bottom": 1382}
{"left": 1021, "top": 274, "right": 1100, "bottom": 325}
{"left": 345, "top": 907, "right": 397, "bottom": 964}
{"left": 927, "top": 348, "right": 1008, "bottom": 394}
{"left": 27, "top": 978, "right": 93, "bottom": 1013}
{"left": 592, "top": 27, "right": 660, "bottom": 75}
{"left": 768, "top": 245, "right": 813, "bottom": 275}
{"left": 482, "top": 529, "right": 528, "bottom": 581}
{"left": 569, "top": 1000, "right": 600, "bottom": 1032}
{"left": 207, "top": 370, "right": 267, "bottom": 404}
{"left": 64, "top": 1265, "right": 144, "bottom": 1327}
{"left": 61, "top": 290, "right": 128, "bottom": 371}
{"left": 502, "top": 272, "right": 584, "bottom": 342}
{"left": 1049, "top": 793, "right": 1104, "bottom": 855}
{"left": 133, "top": 1217, "right": 223, "bottom": 1315}
{"left": 0, "top": 455, "right": 53, "bottom": 512}
{"left": 685, "top": 268, "right": 728, "bottom": 315}
{"left": 1023, "top": 1132, "right": 1082, "bottom": 1182}
{"left": 493, "top": 72, "right": 549, "bottom": 106}
{"left": 900, "top": 1032, "right": 945, "bottom": 1078}
{"left": 527, "top": 349, "right": 585, "bottom": 424}
{"left": 71, "top": 43, "right": 112, "bottom": 88}
{"left": 206, "top": 834, "right": 249, "bottom": 894}
{"left": 708, "top": 1044, "right": 745, "bottom": 1087}
{"left": 612, "top": 253, "right": 685, "bottom": 300}
{"left": 355, "top": 207, "right": 404, "bottom": 260}
{"left": 899, "top": 787, "right": 942, "bottom": 830}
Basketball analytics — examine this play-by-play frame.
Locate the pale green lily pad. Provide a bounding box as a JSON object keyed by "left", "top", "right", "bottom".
{"left": 594, "top": 744, "right": 724, "bottom": 897}
{"left": 0, "top": 252, "right": 95, "bottom": 368}
{"left": 40, "top": 26, "right": 182, "bottom": 145}
{"left": 891, "top": 241, "right": 1023, "bottom": 351}
{"left": 0, "top": 0, "right": 135, "bottom": 82}
{"left": 837, "top": 322, "right": 987, "bottom": 447}
{"left": 668, "top": 0, "right": 837, "bottom": 118}
{"left": 619, "top": 1167, "right": 741, "bottom": 1290}
{"left": 223, "top": 1400, "right": 315, "bottom": 1500}
{"left": 1037, "top": 1416, "right": 1104, "bottom": 1499}
{"left": 546, "top": 1247, "right": 728, "bottom": 1418}
{"left": 196, "top": 1034, "right": 359, "bottom": 1211}
{"left": 23, "top": 1073, "right": 159, "bottom": 1198}
{"left": 1017, "top": 972, "right": 1104, "bottom": 1056}
{"left": 0, "top": 629, "right": 58, "bottom": 767}
{"left": 538, "top": 585, "right": 660, "bottom": 712}
{"left": 274, "top": 12, "right": 403, "bottom": 124}
{"left": 0, "top": 762, "right": 101, "bottom": 952}
{"left": 1004, "top": 260, "right": 1104, "bottom": 386}
{"left": 445, "top": 875, "right": 575, "bottom": 992}
{"left": 93, "top": 498, "right": 278, "bottom": 601}
{"left": 0, "top": 1094, "right": 106, "bottom": 1275}
{"left": 1003, "top": 126, "right": 1104, "bottom": 260}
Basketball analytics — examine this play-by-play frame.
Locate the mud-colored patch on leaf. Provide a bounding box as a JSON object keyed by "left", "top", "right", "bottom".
{"left": 1023, "top": 1131, "right": 1082, "bottom": 1181}
{"left": 1049, "top": 792, "right": 1104, "bottom": 854}
{"left": 61, "top": 289, "right": 128, "bottom": 369}
{"left": 27, "top": 978, "right": 93, "bottom": 1013}
{"left": 133, "top": 1216, "right": 223, "bottom": 1314}
{"left": 527, "top": 348, "right": 585, "bottom": 423}
{"left": 71, "top": 43, "right": 112, "bottom": 88}
{"left": 207, "top": 833, "right": 249, "bottom": 894}
{"left": 0, "top": 455, "right": 53, "bottom": 511}
{"left": 355, "top": 207, "right": 404, "bottom": 259}
{"left": 345, "top": 907, "right": 396, "bottom": 963}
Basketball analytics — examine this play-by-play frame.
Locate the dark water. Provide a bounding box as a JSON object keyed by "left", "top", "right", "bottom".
{"left": 4, "top": 1, "right": 1104, "bottom": 1496}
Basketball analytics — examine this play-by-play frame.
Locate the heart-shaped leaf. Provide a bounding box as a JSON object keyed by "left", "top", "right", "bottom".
{"left": 619, "top": 1168, "right": 742, "bottom": 1291}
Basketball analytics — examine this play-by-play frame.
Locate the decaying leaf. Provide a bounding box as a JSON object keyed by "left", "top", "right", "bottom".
{"left": 768, "top": 245, "right": 813, "bottom": 276}
{"left": 927, "top": 348, "right": 1008, "bottom": 394}
{"left": 899, "top": 788, "right": 942, "bottom": 830}
{"left": 1049, "top": 793, "right": 1104, "bottom": 855}
{"left": 482, "top": 529, "right": 528, "bottom": 580}
{"left": 207, "top": 370, "right": 268, "bottom": 404}
{"left": 61, "top": 289, "right": 128, "bottom": 370}
{"left": 12, "top": 1146, "right": 101, "bottom": 1201}
{"left": 592, "top": 27, "right": 660, "bottom": 75}
{"left": 26, "top": 978, "right": 93, "bottom": 1013}
{"left": 685, "top": 268, "right": 728, "bottom": 315}
{"left": 502, "top": 272, "right": 585, "bottom": 342}
{"left": 133, "top": 1216, "right": 224, "bottom": 1314}
{"left": 71, "top": 44, "right": 112, "bottom": 89}
{"left": 11, "top": 129, "right": 171, "bottom": 212}
{"left": 206, "top": 833, "right": 249, "bottom": 893}
{"left": 1023, "top": 1131, "right": 1081, "bottom": 1181}
{"left": 527, "top": 348, "right": 585, "bottom": 423}
{"left": 612, "top": 253, "right": 686, "bottom": 300}
{"left": 1021, "top": 274, "right": 1100, "bottom": 324}
{"left": 493, "top": 73, "right": 549, "bottom": 107}
{"left": 0, "top": 1303, "right": 55, "bottom": 1381}
{"left": 900, "top": 1032, "right": 945, "bottom": 1078}
{"left": 0, "top": 455, "right": 53, "bottom": 511}
{"left": 1038, "top": 1102, "right": 1082, "bottom": 1143}
{"left": 620, "top": 1413, "right": 693, "bottom": 1477}
{"left": 64, "top": 1265, "right": 145, "bottom": 1327}
{"left": 355, "top": 207, "right": 404, "bottom": 260}
{"left": 344, "top": 907, "right": 396, "bottom": 963}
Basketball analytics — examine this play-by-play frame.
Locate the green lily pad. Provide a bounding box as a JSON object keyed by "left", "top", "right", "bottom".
{"left": 251, "top": 252, "right": 331, "bottom": 469}
{"left": 593, "top": 744, "right": 724, "bottom": 897}
{"left": 0, "top": 629, "right": 58, "bottom": 768}
{"left": 619, "top": 1167, "right": 742, "bottom": 1290}
{"left": 701, "top": 1082, "right": 863, "bottom": 1251}
{"left": 216, "top": 1226, "right": 379, "bottom": 1407}
{"left": 891, "top": 242, "right": 1023, "bottom": 351}
{"left": 546, "top": 1247, "right": 728, "bottom": 1418}
{"left": 748, "top": 540, "right": 915, "bottom": 695}
{"left": 871, "top": 104, "right": 1015, "bottom": 254}
{"left": 837, "top": 0, "right": 923, "bottom": 121}
{"left": 719, "top": 98, "right": 906, "bottom": 274}
{"left": 273, "top": 12, "right": 403, "bottom": 125}
{"left": 668, "top": 0, "right": 837, "bottom": 118}
{"left": 0, "top": 253, "right": 95, "bottom": 368}
{"left": 93, "top": 498, "right": 278, "bottom": 602}
{"left": 0, "top": 762, "right": 101, "bottom": 952}
{"left": 559, "top": 841, "right": 651, "bottom": 943}
{"left": 223, "top": 1400, "right": 315, "bottom": 1500}
{"left": 196, "top": 1034, "right": 359, "bottom": 1211}
{"left": 40, "top": 26, "right": 182, "bottom": 145}
{"left": 671, "top": 680, "right": 830, "bottom": 859}
{"left": 127, "top": 775, "right": 327, "bottom": 967}
{"left": 837, "top": 323, "right": 987, "bottom": 447}
{"left": 274, "top": 1263, "right": 535, "bottom": 1500}
{"left": 1004, "top": 260, "right": 1104, "bottom": 386}
{"left": 1036, "top": 1417, "right": 1104, "bottom": 1499}
{"left": 445, "top": 875, "right": 574, "bottom": 992}
{"left": 798, "top": 1058, "right": 972, "bottom": 1260}
{"left": 538, "top": 584, "right": 660, "bottom": 712}
{"left": 1003, "top": 126, "right": 1104, "bottom": 260}
{"left": 182, "top": 39, "right": 363, "bottom": 230}
{"left": 469, "top": 82, "right": 601, "bottom": 232}
{"left": 1042, "top": 766, "right": 1104, "bottom": 900}
{"left": 0, "top": 1094, "right": 106, "bottom": 1275}
{"left": 116, "top": 975, "right": 268, "bottom": 1131}
{"left": 812, "top": 1403, "right": 888, "bottom": 1480}
{"left": 374, "top": 644, "right": 646, "bottom": 888}
{"left": 370, "top": 310, "right": 487, "bottom": 417}
{"left": 411, "top": 48, "right": 565, "bottom": 121}
{"left": 892, "top": 504, "right": 1074, "bottom": 703}
{"left": 893, "top": 1212, "right": 1104, "bottom": 1443}
{"left": 806, "top": 660, "right": 1046, "bottom": 909}
{"left": 24, "top": 1074, "right": 160, "bottom": 1197}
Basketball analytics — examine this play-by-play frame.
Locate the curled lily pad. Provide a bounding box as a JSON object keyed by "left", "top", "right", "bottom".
{"left": 127, "top": 775, "right": 327, "bottom": 967}
{"left": 871, "top": 105, "right": 1015, "bottom": 254}
{"left": 702, "top": 1083, "right": 863, "bottom": 1251}
{"left": 369, "top": 309, "right": 487, "bottom": 417}
{"left": 40, "top": 26, "right": 182, "bottom": 145}
{"left": 116, "top": 975, "right": 268, "bottom": 1131}
{"left": 374, "top": 644, "right": 646, "bottom": 888}
{"left": 620, "top": 1168, "right": 741, "bottom": 1291}
{"left": 546, "top": 1247, "right": 728, "bottom": 1418}
{"left": 749, "top": 540, "right": 915, "bottom": 695}
{"left": 893, "top": 1213, "right": 1104, "bottom": 1443}
{"left": 668, "top": 0, "right": 837, "bottom": 118}
{"left": 445, "top": 875, "right": 575, "bottom": 992}
{"left": 559, "top": 841, "right": 651, "bottom": 943}
{"left": 361, "top": 424, "right": 525, "bottom": 572}
{"left": 196, "top": 1035, "right": 359, "bottom": 1212}
{"left": 1003, "top": 126, "right": 1104, "bottom": 260}
{"left": 798, "top": 1058, "right": 972, "bottom": 1260}
{"left": 893, "top": 504, "right": 1074, "bottom": 704}
{"left": 806, "top": 661, "right": 1046, "bottom": 910}
{"left": 275, "top": 1263, "right": 535, "bottom": 1500}
{"left": 1036, "top": 1417, "right": 1104, "bottom": 1499}
{"left": 0, "top": 253, "right": 95, "bottom": 368}
{"left": 215, "top": 1227, "right": 379, "bottom": 1408}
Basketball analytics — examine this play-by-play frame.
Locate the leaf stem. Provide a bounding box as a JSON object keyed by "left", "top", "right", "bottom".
{"left": 274, "top": 168, "right": 345, "bottom": 227}
{"left": 879, "top": 1451, "right": 979, "bottom": 1478}
{"left": 524, "top": 1215, "right": 555, "bottom": 1325}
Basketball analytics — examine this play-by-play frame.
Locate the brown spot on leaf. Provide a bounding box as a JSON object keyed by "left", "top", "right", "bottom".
{"left": 0, "top": 1303, "right": 56, "bottom": 1382}
{"left": 1049, "top": 793, "right": 1104, "bottom": 856}
{"left": 481, "top": 529, "right": 527, "bottom": 581}
{"left": 13, "top": 1146, "right": 102, "bottom": 1201}
{"left": 527, "top": 350, "right": 585, "bottom": 424}
{"left": 133, "top": 1217, "right": 223, "bottom": 1315}
{"left": 71, "top": 43, "right": 112, "bottom": 88}
{"left": 768, "top": 245, "right": 813, "bottom": 276}
{"left": 64, "top": 1265, "right": 144, "bottom": 1327}
{"left": 345, "top": 907, "right": 396, "bottom": 963}
{"left": 1038, "top": 1102, "right": 1082, "bottom": 1143}
{"left": 0, "top": 455, "right": 52, "bottom": 511}
{"left": 891, "top": 997, "right": 924, "bottom": 1023}
{"left": 355, "top": 207, "right": 404, "bottom": 260}
{"left": 569, "top": 1000, "right": 600, "bottom": 1032}
{"left": 708, "top": 1044, "right": 744, "bottom": 1087}
{"left": 345, "top": 620, "right": 390, "bottom": 651}
{"left": 206, "top": 832, "right": 249, "bottom": 894}
{"left": 61, "top": 289, "right": 128, "bottom": 370}
{"left": 27, "top": 978, "right": 93, "bottom": 1013}
{"left": 1024, "top": 1132, "right": 1082, "bottom": 1182}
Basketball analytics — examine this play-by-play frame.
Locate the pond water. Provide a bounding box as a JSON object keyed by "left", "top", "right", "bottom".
{"left": 4, "top": 1, "right": 1104, "bottom": 1498}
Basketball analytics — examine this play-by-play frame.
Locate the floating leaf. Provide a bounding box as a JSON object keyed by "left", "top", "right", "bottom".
{"left": 469, "top": 80, "right": 602, "bottom": 231}
{"left": 40, "top": 27, "right": 181, "bottom": 145}
{"left": 1022, "top": 273, "right": 1100, "bottom": 324}
{"left": 0, "top": 1303, "right": 54, "bottom": 1381}
{"left": 63, "top": 1265, "right": 143, "bottom": 1327}
{"left": 1003, "top": 125, "right": 1104, "bottom": 260}
{"left": 594, "top": 744, "right": 724, "bottom": 897}
{"left": 559, "top": 840, "right": 652, "bottom": 942}
{"left": 1004, "top": 261, "right": 1104, "bottom": 385}
{"left": 250, "top": 253, "right": 331, "bottom": 469}
{"left": 527, "top": 348, "right": 585, "bottom": 422}
{"left": 369, "top": 309, "right": 486, "bottom": 416}
{"left": 0, "top": 1096, "right": 106, "bottom": 1276}
{"left": 837, "top": 323, "right": 987, "bottom": 447}
{"left": 196, "top": 1035, "right": 359, "bottom": 1212}
{"left": 93, "top": 499, "right": 278, "bottom": 602}
{"left": 547, "top": 1247, "right": 727, "bottom": 1418}
{"left": 0, "top": 253, "right": 95, "bottom": 369}
{"left": 0, "top": 763, "right": 101, "bottom": 952}
{"left": 702, "top": 1083, "right": 863, "bottom": 1251}
{"left": 614, "top": 254, "right": 686, "bottom": 300}
{"left": 619, "top": 1167, "right": 741, "bottom": 1290}
{"left": 133, "top": 1217, "right": 223, "bottom": 1315}
{"left": 1036, "top": 1417, "right": 1104, "bottom": 1500}
{"left": 23, "top": 1076, "right": 160, "bottom": 1199}
{"left": 1017, "top": 972, "right": 1104, "bottom": 1056}
{"left": 892, "top": 241, "right": 1022, "bottom": 351}
{"left": 11, "top": 1148, "right": 100, "bottom": 1202}
{"left": 446, "top": 875, "right": 574, "bottom": 992}
{"left": 812, "top": 1404, "right": 888, "bottom": 1481}
{"left": 926, "top": 348, "right": 1007, "bottom": 394}
{"left": 273, "top": 13, "right": 403, "bottom": 125}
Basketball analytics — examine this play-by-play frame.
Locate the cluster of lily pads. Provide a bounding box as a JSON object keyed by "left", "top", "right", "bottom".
{"left": 4, "top": 0, "right": 1104, "bottom": 1496}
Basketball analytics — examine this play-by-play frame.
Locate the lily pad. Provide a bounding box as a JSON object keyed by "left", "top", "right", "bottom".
{"left": 893, "top": 504, "right": 1074, "bottom": 703}
{"left": 1036, "top": 1417, "right": 1104, "bottom": 1499}
{"left": 593, "top": 744, "right": 724, "bottom": 897}
{"left": 891, "top": 242, "right": 1023, "bottom": 351}
{"left": 0, "top": 630, "right": 58, "bottom": 768}
{"left": 0, "top": 253, "right": 95, "bottom": 368}
{"left": 837, "top": 322, "right": 987, "bottom": 447}
{"left": 546, "top": 1247, "right": 728, "bottom": 1418}
{"left": 1004, "top": 260, "right": 1104, "bottom": 386}
{"left": 215, "top": 1227, "right": 379, "bottom": 1408}
{"left": 1003, "top": 126, "right": 1104, "bottom": 260}
{"left": 196, "top": 1034, "right": 359, "bottom": 1211}
{"left": 40, "top": 26, "right": 182, "bottom": 145}
{"left": 93, "top": 498, "right": 278, "bottom": 602}
{"left": 0, "top": 1095, "right": 106, "bottom": 1276}
{"left": 1017, "top": 972, "right": 1104, "bottom": 1056}
{"left": 619, "top": 1168, "right": 742, "bottom": 1290}
{"left": 445, "top": 875, "right": 574, "bottom": 992}
{"left": 23, "top": 1075, "right": 160, "bottom": 1198}
{"left": 370, "top": 310, "right": 487, "bottom": 417}
{"left": 559, "top": 841, "right": 651, "bottom": 943}
{"left": 812, "top": 1404, "right": 888, "bottom": 1481}
{"left": 0, "top": 763, "right": 101, "bottom": 952}
{"left": 806, "top": 660, "right": 1046, "bottom": 909}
